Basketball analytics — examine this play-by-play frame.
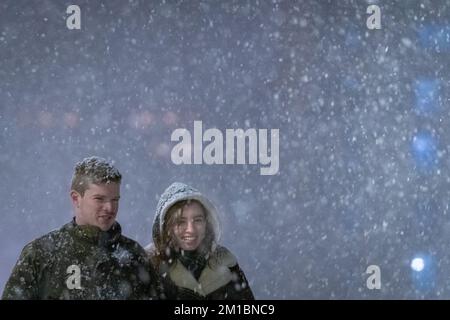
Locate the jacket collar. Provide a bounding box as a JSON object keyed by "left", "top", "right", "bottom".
{"left": 168, "top": 247, "right": 237, "bottom": 296}
{"left": 64, "top": 218, "right": 122, "bottom": 247}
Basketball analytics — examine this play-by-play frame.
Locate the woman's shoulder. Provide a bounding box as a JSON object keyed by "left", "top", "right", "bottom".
{"left": 144, "top": 243, "right": 156, "bottom": 255}
{"left": 210, "top": 245, "right": 238, "bottom": 268}
{"left": 144, "top": 243, "right": 160, "bottom": 266}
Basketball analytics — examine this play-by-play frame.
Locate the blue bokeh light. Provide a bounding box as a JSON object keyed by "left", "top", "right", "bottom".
{"left": 414, "top": 79, "right": 440, "bottom": 115}
{"left": 411, "top": 132, "right": 438, "bottom": 171}
{"left": 418, "top": 25, "right": 450, "bottom": 51}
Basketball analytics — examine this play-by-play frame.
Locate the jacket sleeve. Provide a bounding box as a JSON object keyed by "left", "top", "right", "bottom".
{"left": 2, "top": 242, "right": 41, "bottom": 300}
{"left": 146, "top": 260, "right": 165, "bottom": 300}
{"left": 130, "top": 244, "right": 165, "bottom": 300}
{"left": 230, "top": 264, "right": 255, "bottom": 300}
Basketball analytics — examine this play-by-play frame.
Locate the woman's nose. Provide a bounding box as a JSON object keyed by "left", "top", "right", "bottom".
{"left": 185, "top": 221, "right": 195, "bottom": 232}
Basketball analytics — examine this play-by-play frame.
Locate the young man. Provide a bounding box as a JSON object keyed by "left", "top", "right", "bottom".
{"left": 2, "top": 156, "right": 160, "bottom": 299}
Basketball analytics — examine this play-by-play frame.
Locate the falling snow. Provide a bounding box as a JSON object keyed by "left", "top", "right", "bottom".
{"left": 1, "top": 0, "right": 450, "bottom": 299}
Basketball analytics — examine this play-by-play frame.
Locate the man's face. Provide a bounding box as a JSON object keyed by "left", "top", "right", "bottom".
{"left": 172, "top": 202, "right": 206, "bottom": 251}
{"left": 71, "top": 182, "right": 120, "bottom": 231}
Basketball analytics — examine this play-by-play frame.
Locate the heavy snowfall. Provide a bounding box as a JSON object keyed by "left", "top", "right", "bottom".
{"left": 1, "top": 0, "right": 450, "bottom": 299}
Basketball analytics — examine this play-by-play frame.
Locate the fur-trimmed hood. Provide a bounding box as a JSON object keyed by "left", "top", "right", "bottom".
{"left": 149, "top": 182, "right": 221, "bottom": 251}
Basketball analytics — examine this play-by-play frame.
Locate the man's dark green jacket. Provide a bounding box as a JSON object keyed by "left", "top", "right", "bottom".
{"left": 2, "top": 219, "right": 160, "bottom": 300}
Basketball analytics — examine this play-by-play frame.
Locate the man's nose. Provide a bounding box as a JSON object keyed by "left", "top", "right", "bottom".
{"left": 103, "top": 201, "right": 113, "bottom": 212}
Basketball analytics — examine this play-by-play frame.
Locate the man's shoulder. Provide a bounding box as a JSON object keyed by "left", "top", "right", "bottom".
{"left": 117, "top": 234, "right": 147, "bottom": 255}
{"left": 19, "top": 223, "right": 71, "bottom": 258}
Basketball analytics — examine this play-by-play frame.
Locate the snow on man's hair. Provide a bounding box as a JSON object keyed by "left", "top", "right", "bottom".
{"left": 71, "top": 156, "right": 122, "bottom": 195}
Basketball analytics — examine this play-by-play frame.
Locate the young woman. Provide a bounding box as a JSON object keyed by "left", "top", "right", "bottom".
{"left": 146, "top": 182, "right": 254, "bottom": 300}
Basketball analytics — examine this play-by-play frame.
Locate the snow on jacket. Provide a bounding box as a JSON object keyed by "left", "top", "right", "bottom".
{"left": 3, "top": 219, "right": 160, "bottom": 300}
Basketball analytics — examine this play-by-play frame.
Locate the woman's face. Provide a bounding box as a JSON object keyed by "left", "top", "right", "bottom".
{"left": 171, "top": 201, "right": 206, "bottom": 251}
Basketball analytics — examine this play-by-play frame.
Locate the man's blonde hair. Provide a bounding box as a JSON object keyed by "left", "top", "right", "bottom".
{"left": 71, "top": 156, "right": 122, "bottom": 196}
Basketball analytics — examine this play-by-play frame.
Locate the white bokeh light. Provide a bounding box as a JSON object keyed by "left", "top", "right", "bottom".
{"left": 411, "top": 257, "right": 425, "bottom": 272}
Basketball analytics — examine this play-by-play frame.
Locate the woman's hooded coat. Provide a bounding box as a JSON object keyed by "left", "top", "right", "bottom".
{"left": 146, "top": 182, "right": 254, "bottom": 300}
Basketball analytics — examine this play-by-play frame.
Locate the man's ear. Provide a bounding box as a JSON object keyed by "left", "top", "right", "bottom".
{"left": 70, "top": 190, "right": 81, "bottom": 208}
